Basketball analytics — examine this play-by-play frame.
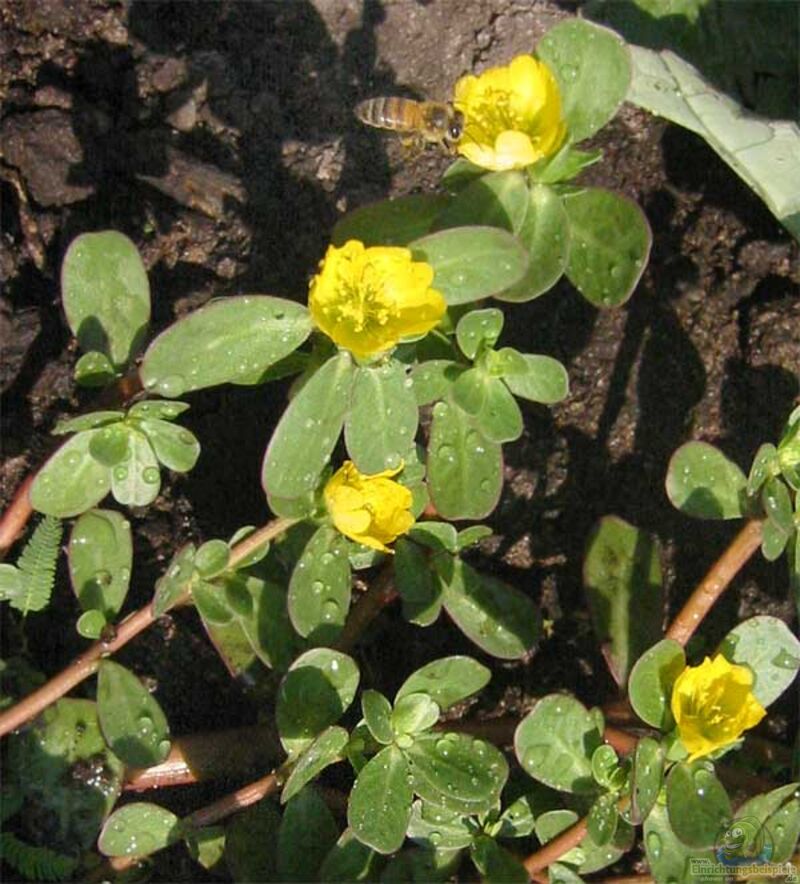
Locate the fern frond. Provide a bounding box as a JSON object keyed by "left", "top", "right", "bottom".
{"left": 14, "top": 516, "right": 62, "bottom": 615}
{"left": 0, "top": 831, "right": 77, "bottom": 881}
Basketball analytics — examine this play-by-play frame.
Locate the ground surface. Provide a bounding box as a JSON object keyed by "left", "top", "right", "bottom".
{"left": 1, "top": 0, "right": 798, "bottom": 880}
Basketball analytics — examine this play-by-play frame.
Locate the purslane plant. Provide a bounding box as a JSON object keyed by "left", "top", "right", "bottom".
{"left": 1, "top": 15, "right": 798, "bottom": 884}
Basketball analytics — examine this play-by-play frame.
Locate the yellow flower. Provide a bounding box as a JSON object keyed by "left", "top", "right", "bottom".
{"left": 454, "top": 54, "right": 567, "bottom": 171}
{"left": 309, "top": 240, "right": 446, "bottom": 359}
{"left": 671, "top": 655, "right": 766, "bottom": 762}
{"left": 324, "top": 461, "right": 414, "bottom": 553}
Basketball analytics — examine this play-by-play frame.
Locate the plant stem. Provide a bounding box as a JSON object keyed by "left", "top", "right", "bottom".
{"left": 0, "top": 473, "right": 34, "bottom": 558}
{"left": 665, "top": 519, "right": 763, "bottom": 646}
{"left": 334, "top": 563, "right": 396, "bottom": 653}
{"left": 0, "top": 516, "right": 295, "bottom": 739}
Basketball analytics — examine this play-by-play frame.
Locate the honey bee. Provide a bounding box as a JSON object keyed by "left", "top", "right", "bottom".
{"left": 355, "top": 97, "right": 464, "bottom": 151}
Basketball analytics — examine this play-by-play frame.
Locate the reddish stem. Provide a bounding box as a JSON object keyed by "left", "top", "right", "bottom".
{"left": 334, "top": 564, "right": 396, "bottom": 653}
{"left": 665, "top": 519, "right": 763, "bottom": 647}
{"left": 0, "top": 474, "right": 34, "bottom": 558}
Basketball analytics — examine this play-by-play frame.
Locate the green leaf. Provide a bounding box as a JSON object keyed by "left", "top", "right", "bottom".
{"left": 665, "top": 441, "right": 748, "bottom": 519}
{"left": 202, "top": 616, "right": 259, "bottom": 680}
{"left": 718, "top": 615, "right": 800, "bottom": 707}
{"left": 362, "top": 690, "right": 395, "bottom": 745}
{"left": 238, "top": 574, "right": 296, "bottom": 672}
{"left": 62, "top": 231, "right": 150, "bottom": 369}
{"left": 394, "top": 537, "right": 444, "bottom": 626}
{"left": 319, "top": 828, "right": 383, "bottom": 882}
{"left": 471, "top": 835, "right": 529, "bottom": 883}
{"left": 0, "top": 833, "right": 78, "bottom": 881}
{"left": 456, "top": 525, "right": 492, "bottom": 550}
{"left": 68, "top": 509, "right": 132, "bottom": 618}
{"left": 30, "top": 431, "right": 111, "bottom": 517}
{"left": 96, "top": 659, "right": 170, "bottom": 767}
{"left": 348, "top": 745, "right": 413, "bottom": 854}
{"left": 762, "top": 477, "right": 794, "bottom": 534}
{"left": 224, "top": 799, "right": 281, "bottom": 882}
{"left": 580, "top": 817, "right": 635, "bottom": 874}
{"left": 735, "top": 782, "right": 800, "bottom": 864}
{"left": 487, "top": 347, "right": 528, "bottom": 377}
{"left": 407, "top": 800, "right": 473, "bottom": 849}
{"left": 278, "top": 787, "right": 339, "bottom": 882}
{"left": 666, "top": 762, "right": 731, "bottom": 849}
{"left": 74, "top": 350, "right": 117, "bottom": 387}
{"left": 760, "top": 518, "right": 790, "bottom": 562}
{"left": 88, "top": 423, "right": 130, "bottom": 466}
{"left": 503, "top": 353, "right": 569, "bottom": 404}
{"left": 494, "top": 793, "right": 539, "bottom": 839}
{"left": 537, "top": 19, "right": 631, "bottom": 143}
{"left": 626, "top": 46, "right": 800, "bottom": 241}
{"left": 4, "top": 515, "right": 61, "bottom": 615}
{"left": 140, "top": 295, "right": 311, "bottom": 397}
{"left": 282, "top": 726, "right": 349, "bottom": 803}
{"left": 277, "top": 648, "right": 360, "bottom": 756}
{"left": 332, "top": 194, "right": 450, "bottom": 247}
{"left": 193, "top": 539, "right": 231, "bottom": 579}
{"left": 407, "top": 731, "right": 508, "bottom": 814}
{"left": 110, "top": 429, "right": 160, "bottom": 507}
{"left": 136, "top": 418, "right": 200, "bottom": 473}
{"left": 643, "top": 801, "right": 721, "bottom": 884}
{"left": 288, "top": 525, "right": 351, "bottom": 643}
{"left": 456, "top": 308, "right": 504, "bottom": 359}
{"left": 475, "top": 377, "right": 523, "bottom": 443}
{"left": 345, "top": 360, "right": 419, "bottom": 474}
{"left": 98, "top": 802, "right": 180, "bottom": 858}
{"left": 495, "top": 183, "right": 570, "bottom": 303}
{"left": 583, "top": 516, "right": 664, "bottom": 686}
{"left": 262, "top": 352, "right": 354, "bottom": 499}
{"left": 391, "top": 693, "right": 440, "bottom": 738}
{"left": 186, "top": 826, "right": 226, "bottom": 872}
{"left": 627, "top": 638, "right": 685, "bottom": 729}
{"left": 440, "top": 559, "right": 540, "bottom": 659}
{"left": 747, "top": 442, "right": 778, "bottom": 496}
{"left": 76, "top": 609, "right": 107, "bottom": 639}
{"left": 533, "top": 146, "right": 603, "bottom": 185}
{"left": 128, "top": 400, "right": 190, "bottom": 421}
{"left": 410, "top": 226, "right": 529, "bottom": 305}
{"left": 452, "top": 367, "right": 489, "bottom": 416}
{"left": 152, "top": 544, "right": 195, "bottom": 616}
{"left": 193, "top": 580, "right": 234, "bottom": 625}
{"left": 515, "top": 695, "right": 603, "bottom": 793}
{"left": 433, "top": 171, "right": 530, "bottom": 233}
{"left": 587, "top": 793, "right": 619, "bottom": 847}
{"left": 411, "top": 360, "right": 461, "bottom": 405}
{"left": 396, "top": 655, "right": 491, "bottom": 711}
{"left": 53, "top": 410, "right": 124, "bottom": 435}
{"left": 564, "top": 187, "right": 651, "bottom": 307}
{"left": 428, "top": 400, "right": 502, "bottom": 520}
{"left": 631, "top": 737, "right": 664, "bottom": 825}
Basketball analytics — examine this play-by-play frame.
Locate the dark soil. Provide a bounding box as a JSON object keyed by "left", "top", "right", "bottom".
{"left": 1, "top": 0, "right": 798, "bottom": 880}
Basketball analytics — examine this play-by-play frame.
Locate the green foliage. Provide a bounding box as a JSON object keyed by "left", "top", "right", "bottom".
{"left": 583, "top": 516, "right": 663, "bottom": 685}
{"left": 61, "top": 231, "right": 150, "bottom": 374}
{"left": 96, "top": 659, "right": 171, "bottom": 767}
{"left": 665, "top": 761, "right": 731, "bottom": 848}
{"left": 68, "top": 509, "right": 132, "bottom": 636}
{"left": 0, "top": 833, "right": 77, "bottom": 882}
{"left": 31, "top": 401, "right": 200, "bottom": 518}
{"left": 628, "top": 638, "right": 685, "bottom": 728}
{"left": 98, "top": 802, "right": 182, "bottom": 857}
{"left": 537, "top": 18, "right": 632, "bottom": 143}
{"left": 0, "top": 516, "right": 61, "bottom": 614}
{"left": 625, "top": 44, "right": 800, "bottom": 241}
{"left": 333, "top": 194, "right": 450, "bottom": 246}
{"left": 665, "top": 441, "right": 748, "bottom": 519}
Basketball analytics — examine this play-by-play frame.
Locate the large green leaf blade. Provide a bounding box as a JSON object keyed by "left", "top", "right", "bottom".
{"left": 348, "top": 745, "right": 413, "bottom": 854}
{"left": 628, "top": 638, "right": 685, "bottom": 729}
{"left": 432, "top": 170, "right": 530, "bottom": 232}
{"left": 140, "top": 296, "right": 311, "bottom": 397}
{"left": 282, "top": 726, "right": 349, "bottom": 803}
{"left": 395, "top": 656, "right": 491, "bottom": 711}
{"left": 666, "top": 761, "right": 731, "bottom": 849}
{"left": 583, "top": 516, "right": 664, "bottom": 686}
{"left": 262, "top": 353, "right": 354, "bottom": 499}
{"left": 537, "top": 19, "right": 632, "bottom": 143}
{"left": 345, "top": 361, "right": 419, "bottom": 474}
{"left": 496, "top": 184, "right": 569, "bottom": 302}
{"left": 68, "top": 508, "right": 132, "bottom": 619}
{"left": 98, "top": 803, "right": 181, "bottom": 858}
{"left": 410, "top": 226, "right": 529, "bottom": 305}
{"left": 96, "top": 659, "right": 171, "bottom": 767}
{"left": 427, "top": 400, "right": 502, "bottom": 520}
{"left": 665, "top": 441, "right": 747, "bottom": 519}
{"left": 109, "top": 429, "right": 160, "bottom": 507}
{"left": 30, "top": 431, "right": 111, "bottom": 518}
{"left": 564, "top": 187, "right": 651, "bottom": 307}
{"left": 62, "top": 231, "right": 150, "bottom": 369}
{"left": 277, "top": 787, "right": 339, "bottom": 882}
